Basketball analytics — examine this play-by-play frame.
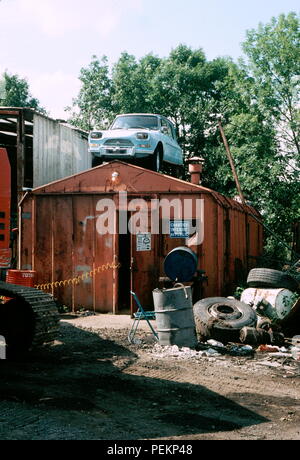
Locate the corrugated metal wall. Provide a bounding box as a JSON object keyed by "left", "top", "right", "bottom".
{"left": 20, "top": 162, "right": 263, "bottom": 314}
{"left": 21, "top": 196, "right": 263, "bottom": 314}
{"left": 33, "top": 114, "right": 90, "bottom": 187}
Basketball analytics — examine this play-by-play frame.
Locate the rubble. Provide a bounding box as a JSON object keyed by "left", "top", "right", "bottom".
{"left": 151, "top": 341, "right": 254, "bottom": 360}
{"left": 151, "top": 344, "right": 222, "bottom": 360}
{"left": 148, "top": 337, "right": 300, "bottom": 368}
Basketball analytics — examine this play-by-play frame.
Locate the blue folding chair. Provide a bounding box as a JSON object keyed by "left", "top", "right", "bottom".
{"left": 128, "top": 291, "right": 158, "bottom": 344}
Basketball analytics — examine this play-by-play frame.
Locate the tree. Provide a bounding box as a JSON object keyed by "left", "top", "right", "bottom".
{"left": 66, "top": 56, "right": 112, "bottom": 131}
{"left": 240, "top": 13, "right": 300, "bottom": 264}
{"left": 0, "top": 72, "right": 45, "bottom": 113}
{"left": 67, "top": 20, "right": 299, "bottom": 267}
{"left": 112, "top": 52, "right": 148, "bottom": 114}
{"left": 202, "top": 13, "right": 300, "bottom": 266}
{"left": 242, "top": 12, "right": 300, "bottom": 169}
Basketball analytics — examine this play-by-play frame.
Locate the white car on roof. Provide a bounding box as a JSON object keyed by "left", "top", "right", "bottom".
{"left": 88, "top": 113, "right": 183, "bottom": 172}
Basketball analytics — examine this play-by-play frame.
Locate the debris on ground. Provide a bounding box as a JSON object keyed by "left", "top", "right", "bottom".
{"left": 148, "top": 337, "right": 300, "bottom": 368}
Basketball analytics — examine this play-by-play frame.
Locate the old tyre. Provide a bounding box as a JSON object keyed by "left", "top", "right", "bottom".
{"left": 193, "top": 297, "right": 257, "bottom": 343}
{"left": 247, "top": 268, "right": 298, "bottom": 291}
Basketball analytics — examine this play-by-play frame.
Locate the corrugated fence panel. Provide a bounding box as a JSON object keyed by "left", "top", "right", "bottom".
{"left": 33, "top": 114, "right": 89, "bottom": 187}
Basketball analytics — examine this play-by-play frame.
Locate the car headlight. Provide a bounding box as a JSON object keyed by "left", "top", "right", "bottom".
{"left": 136, "top": 133, "right": 149, "bottom": 140}
{"left": 90, "top": 131, "right": 103, "bottom": 140}
{"left": 89, "top": 143, "right": 99, "bottom": 148}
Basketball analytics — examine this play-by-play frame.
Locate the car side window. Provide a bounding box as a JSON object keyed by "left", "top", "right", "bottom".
{"left": 167, "top": 121, "right": 175, "bottom": 140}
{"left": 161, "top": 119, "right": 172, "bottom": 138}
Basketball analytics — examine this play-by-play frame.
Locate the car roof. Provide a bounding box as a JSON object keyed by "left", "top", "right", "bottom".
{"left": 114, "top": 113, "right": 174, "bottom": 124}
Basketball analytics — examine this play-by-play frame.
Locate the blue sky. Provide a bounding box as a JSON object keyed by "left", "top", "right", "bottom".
{"left": 0, "top": 0, "right": 299, "bottom": 118}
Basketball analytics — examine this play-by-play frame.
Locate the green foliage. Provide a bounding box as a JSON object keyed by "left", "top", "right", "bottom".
{"left": 0, "top": 72, "right": 46, "bottom": 113}
{"left": 67, "top": 13, "right": 300, "bottom": 267}
{"left": 66, "top": 56, "right": 112, "bottom": 130}
{"left": 242, "top": 12, "right": 300, "bottom": 164}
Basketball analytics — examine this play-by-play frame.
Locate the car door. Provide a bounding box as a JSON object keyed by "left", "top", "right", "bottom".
{"left": 129, "top": 214, "right": 159, "bottom": 315}
{"left": 167, "top": 120, "right": 183, "bottom": 165}
{"left": 160, "top": 118, "right": 173, "bottom": 163}
{"left": 160, "top": 118, "right": 182, "bottom": 165}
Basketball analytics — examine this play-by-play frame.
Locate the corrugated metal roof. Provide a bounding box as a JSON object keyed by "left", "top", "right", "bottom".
{"left": 29, "top": 160, "right": 261, "bottom": 217}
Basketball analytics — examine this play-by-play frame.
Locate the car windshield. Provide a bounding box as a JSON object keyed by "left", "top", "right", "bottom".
{"left": 111, "top": 115, "right": 159, "bottom": 130}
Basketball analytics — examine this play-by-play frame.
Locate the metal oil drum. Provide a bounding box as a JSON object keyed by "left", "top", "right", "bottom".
{"left": 163, "top": 247, "right": 198, "bottom": 283}
{"left": 152, "top": 284, "right": 197, "bottom": 348}
{"left": 241, "top": 288, "right": 297, "bottom": 321}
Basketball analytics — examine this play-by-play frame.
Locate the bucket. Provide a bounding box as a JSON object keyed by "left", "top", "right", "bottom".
{"left": 152, "top": 284, "right": 197, "bottom": 348}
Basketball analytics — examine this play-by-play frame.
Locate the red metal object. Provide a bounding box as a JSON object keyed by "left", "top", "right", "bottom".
{"left": 0, "top": 148, "right": 11, "bottom": 268}
{"left": 187, "top": 157, "right": 204, "bottom": 185}
{"left": 6, "top": 269, "right": 36, "bottom": 287}
{"left": 4, "top": 269, "right": 36, "bottom": 302}
{"left": 20, "top": 161, "right": 263, "bottom": 314}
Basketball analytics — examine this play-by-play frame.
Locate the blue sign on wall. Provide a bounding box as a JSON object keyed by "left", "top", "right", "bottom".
{"left": 169, "top": 220, "right": 190, "bottom": 239}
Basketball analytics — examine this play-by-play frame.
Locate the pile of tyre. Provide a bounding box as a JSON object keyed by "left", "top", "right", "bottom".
{"left": 193, "top": 268, "right": 299, "bottom": 344}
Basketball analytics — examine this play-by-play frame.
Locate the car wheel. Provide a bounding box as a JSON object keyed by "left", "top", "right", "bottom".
{"left": 247, "top": 268, "right": 298, "bottom": 291}
{"left": 92, "top": 158, "right": 102, "bottom": 168}
{"left": 193, "top": 297, "right": 257, "bottom": 343}
{"left": 151, "top": 147, "right": 163, "bottom": 172}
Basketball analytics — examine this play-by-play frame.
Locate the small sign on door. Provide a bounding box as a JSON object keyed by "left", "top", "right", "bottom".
{"left": 169, "top": 220, "right": 190, "bottom": 239}
{"left": 136, "top": 233, "right": 151, "bottom": 251}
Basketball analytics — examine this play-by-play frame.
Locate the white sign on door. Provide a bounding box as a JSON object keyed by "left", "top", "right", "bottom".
{"left": 136, "top": 233, "right": 151, "bottom": 252}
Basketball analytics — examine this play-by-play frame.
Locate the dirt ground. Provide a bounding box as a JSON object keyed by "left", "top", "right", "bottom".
{"left": 0, "top": 313, "right": 299, "bottom": 441}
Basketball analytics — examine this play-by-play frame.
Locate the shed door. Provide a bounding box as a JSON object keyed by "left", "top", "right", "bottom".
{"left": 130, "top": 231, "right": 158, "bottom": 315}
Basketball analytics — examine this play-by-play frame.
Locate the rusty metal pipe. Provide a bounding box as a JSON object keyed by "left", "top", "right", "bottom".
{"left": 218, "top": 120, "right": 246, "bottom": 205}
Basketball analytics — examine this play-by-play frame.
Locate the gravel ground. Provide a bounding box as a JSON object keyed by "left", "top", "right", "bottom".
{"left": 0, "top": 313, "right": 299, "bottom": 440}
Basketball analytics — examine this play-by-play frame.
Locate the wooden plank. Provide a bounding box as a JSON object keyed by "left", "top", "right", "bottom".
{"left": 0, "top": 121, "right": 33, "bottom": 135}
{"left": 16, "top": 111, "right": 25, "bottom": 199}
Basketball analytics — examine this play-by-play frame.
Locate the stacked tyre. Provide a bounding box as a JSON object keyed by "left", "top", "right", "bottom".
{"left": 193, "top": 297, "right": 257, "bottom": 343}
{"left": 246, "top": 268, "right": 299, "bottom": 292}
{"left": 242, "top": 268, "right": 299, "bottom": 331}
{"left": 193, "top": 269, "right": 299, "bottom": 344}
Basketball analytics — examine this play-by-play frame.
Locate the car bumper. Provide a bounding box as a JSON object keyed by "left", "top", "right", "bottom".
{"left": 89, "top": 146, "right": 154, "bottom": 160}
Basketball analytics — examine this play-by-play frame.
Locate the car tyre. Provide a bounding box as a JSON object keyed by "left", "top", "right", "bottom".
{"left": 193, "top": 297, "right": 257, "bottom": 343}
{"left": 247, "top": 268, "right": 298, "bottom": 291}
{"left": 92, "top": 158, "right": 103, "bottom": 168}
{"left": 151, "top": 147, "right": 163, "bottom": 172}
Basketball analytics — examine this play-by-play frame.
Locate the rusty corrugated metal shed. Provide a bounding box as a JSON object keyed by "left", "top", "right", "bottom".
{"left": 20, "top": 161, "right": 263, "bottom": 314}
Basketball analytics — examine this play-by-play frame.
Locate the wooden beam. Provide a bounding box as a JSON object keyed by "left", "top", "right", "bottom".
{"left": 0, "top": 110, "right": 20, "bottom": 117}
{"left": 0, "top": 121, "right": 33, "bottom": 135}
{"left": 17, "top": 111, "right": 25, "bottom": 197}
{"left": 0, "top": 132, "right": 17, "bottom": 146}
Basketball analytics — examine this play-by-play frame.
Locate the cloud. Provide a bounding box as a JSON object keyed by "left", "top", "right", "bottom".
{"left": 29, "top": 70, "right": 82, "bottom": 118}
{"left": 0, "top": 0, "right": 143, "bottom": 38}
